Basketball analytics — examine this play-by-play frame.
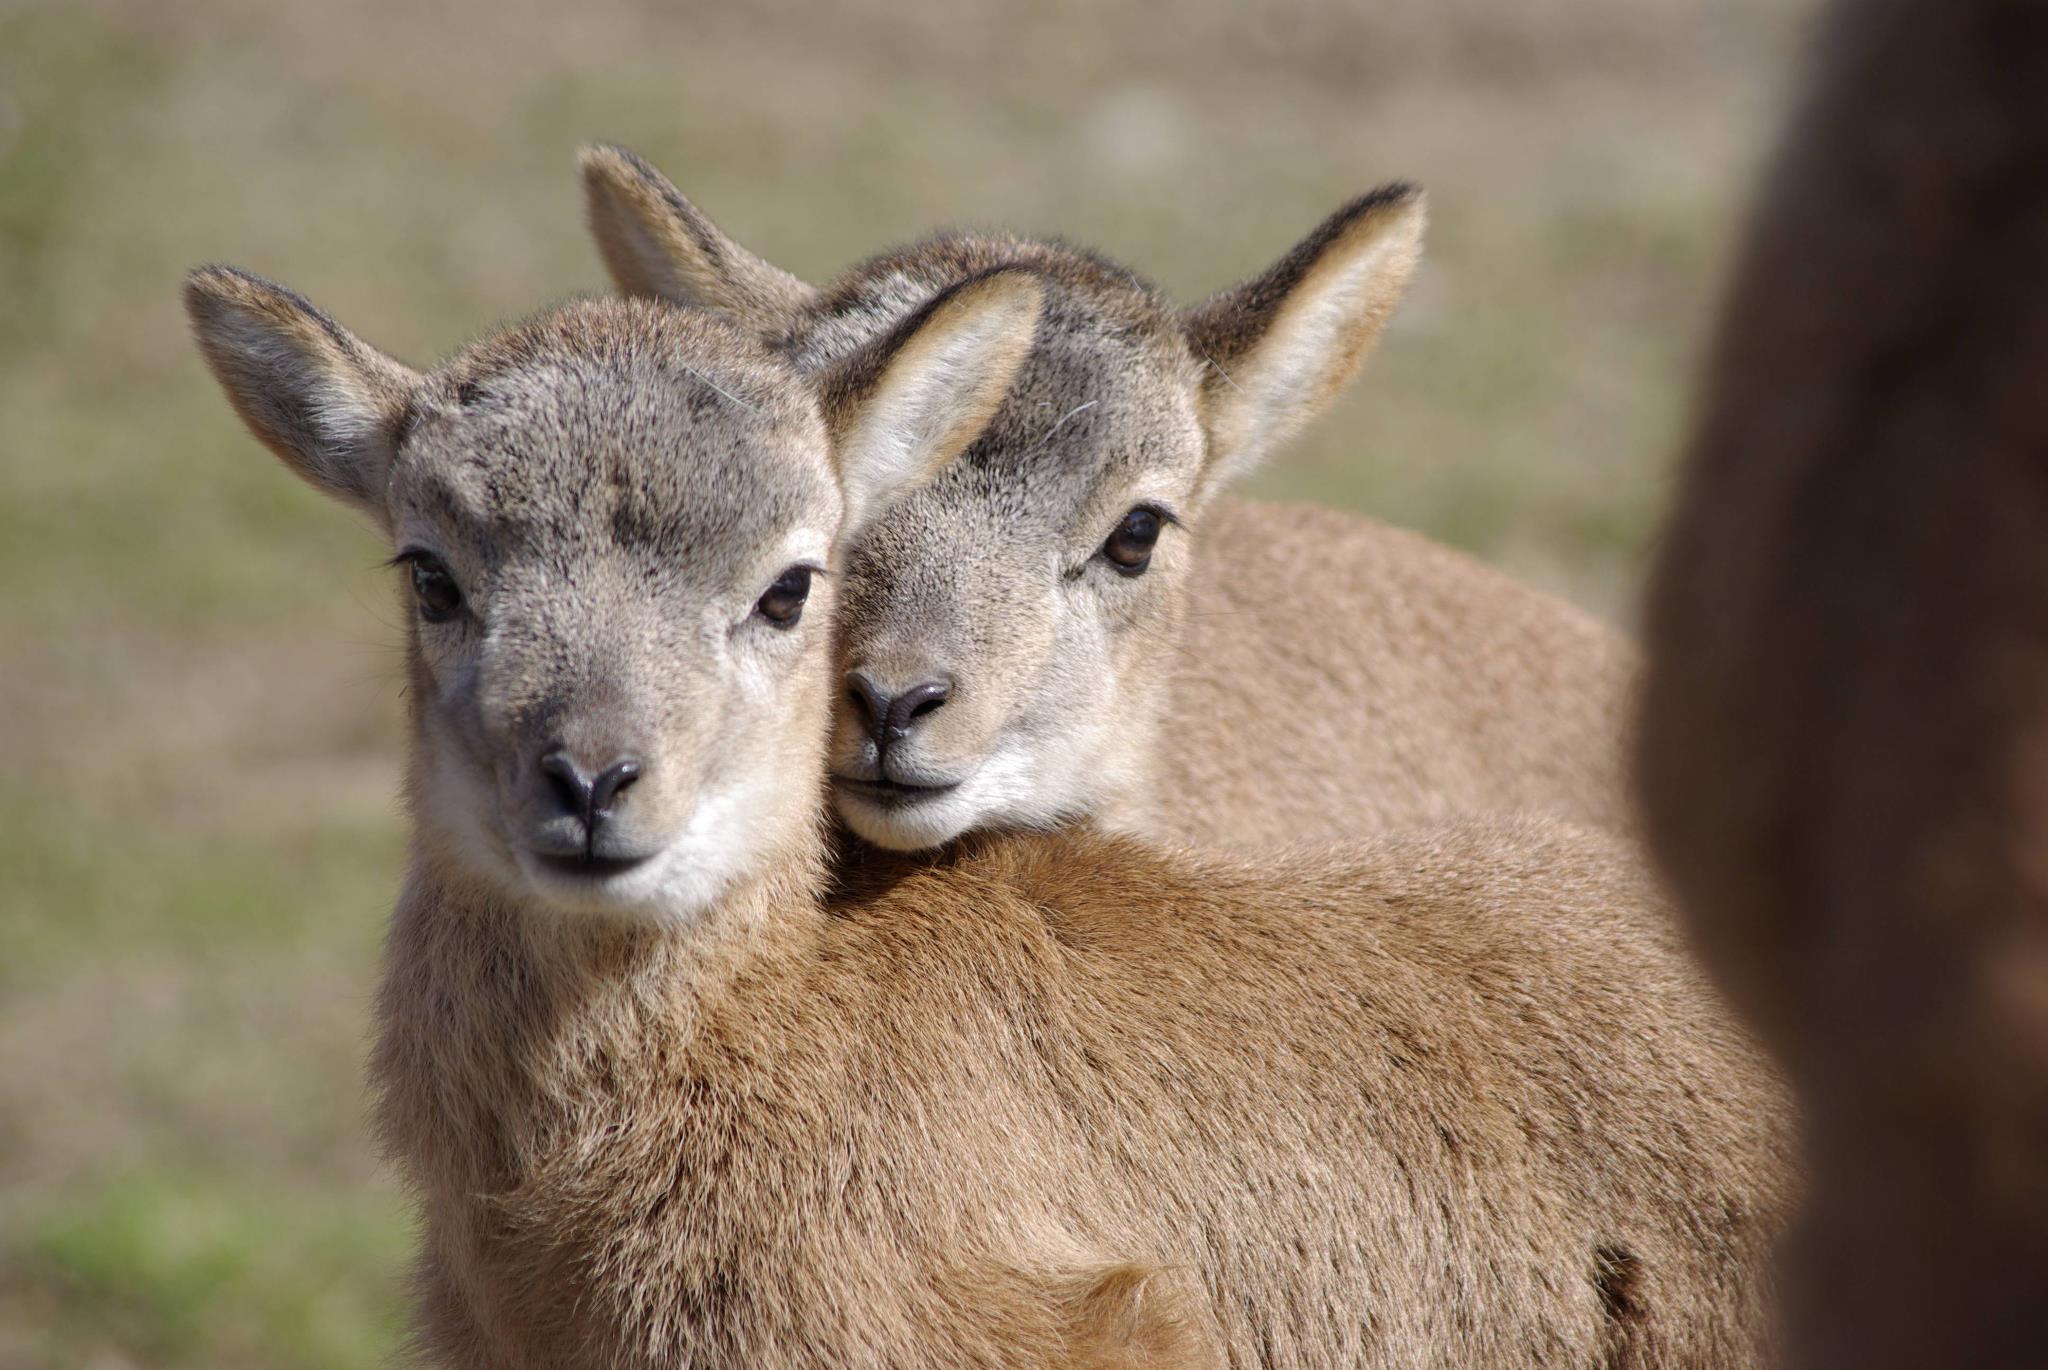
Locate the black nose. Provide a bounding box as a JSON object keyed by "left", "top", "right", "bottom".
{"left": 540, "top": 750, "right": 643, "bottom": 833}
{"left": 846, "top": 673, "right": 952, "bottom": 751}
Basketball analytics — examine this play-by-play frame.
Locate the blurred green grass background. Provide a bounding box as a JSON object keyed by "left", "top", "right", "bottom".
{"left": 0, "top": 0, "right": 1808, "bottom": 1362}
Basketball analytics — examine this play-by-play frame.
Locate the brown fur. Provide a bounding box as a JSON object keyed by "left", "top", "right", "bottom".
{"left": 379, "top": 821, "right": 1786, "bottom": 1369}
{"left": 186, "top": 264, "right": 1785, "bottom": 1366}
{"left": 582, "top": 148, "right": 1636, "bottom": 850}
{"left": 1636, "top": 0, "right": 2048, "bottom": 1363}
{"left": 1165, "top": 498, "right": 1633, "bottom": 846}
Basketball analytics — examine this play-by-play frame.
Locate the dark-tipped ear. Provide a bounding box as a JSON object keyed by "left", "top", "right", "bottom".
{"left": 820, "top": 268, "right": 1044, "bottom": 543}
{"left": 579, "top": 143, "right": 819, "bottom": 328}
{"left": 1183, "top": 185, "right": 1425, "bottom": 495}
{"left": 183, "top": 265, "right": 419, "bottom": 525}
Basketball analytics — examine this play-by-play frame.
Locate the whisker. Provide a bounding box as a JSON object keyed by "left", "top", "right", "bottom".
{"left": 1038, "top": 399, "right": 1099, "bottom": 447}
{"left": 1198, "top": 352, "right": 1243, "bottom": 394}
{"left": 680, "top": 362, "right": 759, "bottom": 414}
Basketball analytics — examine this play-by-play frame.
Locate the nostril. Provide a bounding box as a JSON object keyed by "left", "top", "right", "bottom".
{"left": 540, "top": 749, "right": 595, "bottom": 819}
{"left": 589, "top": 758, "right": 642, "bottom": 817}
{"left": 883, "top": 677, "right": 953, "bottom": 739}
{"left": 845, "top": 672, "right": 890, "bottom": 742}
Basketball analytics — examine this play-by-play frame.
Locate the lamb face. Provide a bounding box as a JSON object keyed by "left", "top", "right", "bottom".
{"left": 184, "top": 268, "right": 1043, "bottom": 919}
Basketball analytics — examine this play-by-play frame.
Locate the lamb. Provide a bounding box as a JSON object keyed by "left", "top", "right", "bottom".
{"left": 185, "top": 258, "right": 1785, "bottom": 1367}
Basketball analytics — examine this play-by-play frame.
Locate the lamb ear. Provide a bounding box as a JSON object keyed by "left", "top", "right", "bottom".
{"left": 183, "top": 264, "right": 419, "bottom": 525}
{"left": 1183, "top": 185, "right": 1425, "bottom": 497}
{"left": 579, "top": 143, "right": 818, "bottom": 327}
{"left": 820, "top": 268, "right": 1044, "bottom": 543}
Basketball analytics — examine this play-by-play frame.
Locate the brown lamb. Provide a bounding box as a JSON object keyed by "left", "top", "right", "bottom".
{"left": 185, "top": 257, "right": 1786, "bottom": 1367}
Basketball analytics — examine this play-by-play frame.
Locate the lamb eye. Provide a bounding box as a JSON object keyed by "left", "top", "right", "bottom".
{"left": 406, "top": 553, "right": 465, "bottom": 623}
{"left": 756, "top": 565, "right": 813, "bottom": 628}
{"left": 1101, "top": 506, "right": 1164, "bottom": 575}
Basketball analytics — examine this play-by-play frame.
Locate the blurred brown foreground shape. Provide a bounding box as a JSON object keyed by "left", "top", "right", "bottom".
{"left": 1639, "top": 0, "right": 2048, "bottom": 1363}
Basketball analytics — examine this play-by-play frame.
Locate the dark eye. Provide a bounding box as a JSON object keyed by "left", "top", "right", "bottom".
{"left": 1101, "top": 506, "right": 1164, "bottom": 575}
{"left": 755, "top": 564, "right": 813, "bottom": 628}
{"left": 406, "top": 552, "right": 465, "bottom": 623}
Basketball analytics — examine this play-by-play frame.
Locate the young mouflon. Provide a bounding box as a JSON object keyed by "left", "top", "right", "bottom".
{"left": 186, "top": 262, "right": 1784, "bottom": 1367}
{"left": 582, "top": 146, "right": 1636, "bottom": 852}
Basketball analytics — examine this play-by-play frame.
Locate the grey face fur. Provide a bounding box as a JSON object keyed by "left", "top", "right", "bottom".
{"left": 583, "top": 146, "right": 1425, "bottom": 849}
{"left": 796, "top": 243, "right": 1209, "bottom": 847}
{"left": 393, "top": 303, "right": 840, "bottom": 917}
{"left": 185, "top": 265, "right": 1042, "bottom": 918}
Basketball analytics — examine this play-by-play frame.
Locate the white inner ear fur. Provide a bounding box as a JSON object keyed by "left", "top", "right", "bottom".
{"left": 1202, "top": 203, "right": 1423, "bottom": 494}
{"left": 832, "top": 277, "right": 1044, "bottom": 542}
{"left": 196, "top": 297, "right": 412, "bottom": 520}
{"left": 580, "top": 148, "right": 723, "bottom": 307}
{"left": 305, "top": 382, "right": 399, "bottom": 501}
{"left": 601, "top": 196, "right": 712, "bottom": 307}
{"left": 579, "top": 146, "right": 819, "bottom": 325}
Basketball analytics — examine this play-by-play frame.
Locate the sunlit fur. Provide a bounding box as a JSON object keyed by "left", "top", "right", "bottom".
{"left": 188, "top": 264, "right": 1787, "bottom": 1367}
{"left": 584, "top": 145, "right": 1636, "bottom": 852}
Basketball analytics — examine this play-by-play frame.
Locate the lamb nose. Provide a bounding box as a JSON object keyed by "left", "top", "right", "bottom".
{"left": 845, "top": 673, "right": 953, "bottom": 749}
{"left": 588, "top": 758, "right": 642, "bottom": 817}
{"left": 540, "top": 751, "right": 644, "bottom": 829}
{"left": 540, "top": 749, "right": 595, "bottom": 820}
{"left": 882, "top": 679, "right": 953, "bottom": 738}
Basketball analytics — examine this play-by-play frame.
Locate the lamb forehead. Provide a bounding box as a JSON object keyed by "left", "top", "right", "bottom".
{"left": 394, "top": 302, "right": 833, "bottom": 564}
{"left": 785, "top": 232, "right": 1186, "bottom": 377}
{"left": 903, "top": 328, "right": 1199, "bottom": 547}
{"left": 797, "top": 246, "right": 1200, "bottom": 539}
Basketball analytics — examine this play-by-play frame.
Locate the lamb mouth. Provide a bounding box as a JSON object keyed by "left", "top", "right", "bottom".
{"left": 528, "top": 849, "right": 658, "bottom": 881}
{"left": 831, "top": 775, "right": 962, "bottom": 807}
